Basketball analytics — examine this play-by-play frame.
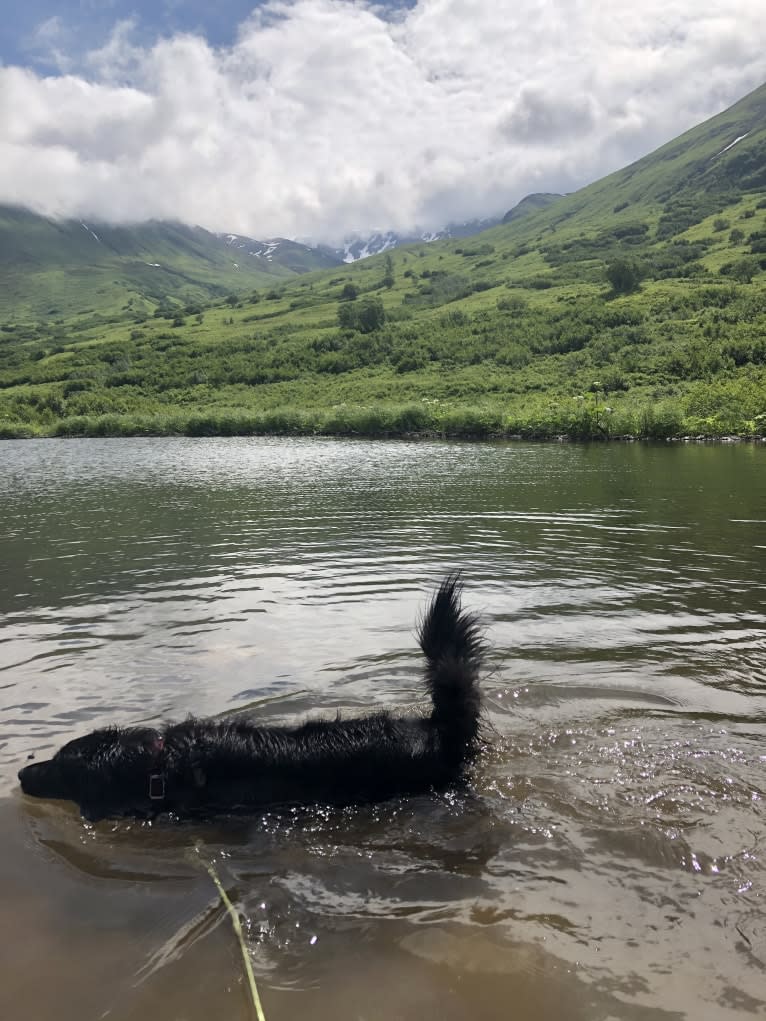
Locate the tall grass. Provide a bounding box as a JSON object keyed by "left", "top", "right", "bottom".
{"left": 11, "top": 398, "right": 759, "bottom": 442}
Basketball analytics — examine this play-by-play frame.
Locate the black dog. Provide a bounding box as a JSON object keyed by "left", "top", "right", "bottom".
{"left": 19, "top": 576, "right": 484, "bottom": 821}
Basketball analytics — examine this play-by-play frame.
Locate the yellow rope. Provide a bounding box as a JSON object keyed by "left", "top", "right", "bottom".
{"left": 196, "top": 849, "right": 268, "bottom": 1021}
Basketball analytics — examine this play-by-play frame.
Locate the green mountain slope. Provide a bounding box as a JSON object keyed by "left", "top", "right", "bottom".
{"left": 499, "top": 79, "right": 766, "bottom": 245}
{"left": 502, "top": 193, "right": 563, "bottom": 223}
{"left": 0, "top": 207, "right": 340, "bottom": 318}
{"left": 1, "top": 82, "right": 765, "bottom": 440}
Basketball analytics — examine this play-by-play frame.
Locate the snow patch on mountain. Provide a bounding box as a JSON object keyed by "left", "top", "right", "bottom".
{"left": 337, "top": 231, "right": 400, "bottom": 262}
{"left": 80, "top": 222, "right": 101, "bottom": 244}
{"left": 221, "top": 233, "right": 283, "bottom": 260}
{"left": 710, "top": 132, "right": 750, "bottom": 159}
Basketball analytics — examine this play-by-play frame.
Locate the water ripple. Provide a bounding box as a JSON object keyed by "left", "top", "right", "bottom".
{"left": 1, "top": 438, "right": 765, "bottom": 1019}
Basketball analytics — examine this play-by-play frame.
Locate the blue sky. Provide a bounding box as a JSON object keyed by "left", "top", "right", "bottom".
{"left": 3, "top": 0, "right": 411, "bottom": 72}
{"left": 1, "top": 1, "right": 764, "bottom": 241}
{"left": 5, "top": 2, "right": 269, "bottom": 70}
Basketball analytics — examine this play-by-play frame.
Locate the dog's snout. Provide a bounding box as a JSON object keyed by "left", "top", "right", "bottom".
{"left": 19, "top": 760, "right": 61, "bottom": 799}
{"left": 18, "top": 761, "right": 38, "bottom": 791}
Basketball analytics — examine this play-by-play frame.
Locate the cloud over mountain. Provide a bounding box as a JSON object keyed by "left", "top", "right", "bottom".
{"left": 1, "top": 0, "right": 765, "bottom": 242}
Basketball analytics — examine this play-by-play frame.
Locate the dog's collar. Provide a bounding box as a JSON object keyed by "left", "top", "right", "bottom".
{"left": 148, "top": 736, "right": 166, "bottom": 801}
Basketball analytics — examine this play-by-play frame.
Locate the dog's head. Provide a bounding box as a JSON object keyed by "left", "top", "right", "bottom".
{"left": 18, "top": 727, "right": 162, "bottom": 820}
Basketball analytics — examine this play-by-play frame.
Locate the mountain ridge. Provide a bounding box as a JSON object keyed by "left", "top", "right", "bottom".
{"left": 0, "top": 204, "right": 516, "bottom": 315}
{"left": 0, "top": 208, "right": 340, "bottom": 317}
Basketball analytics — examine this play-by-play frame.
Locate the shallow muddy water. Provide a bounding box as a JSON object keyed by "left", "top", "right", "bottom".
{"left": 0, "top": 437, "right": 764, "bottom": 1020}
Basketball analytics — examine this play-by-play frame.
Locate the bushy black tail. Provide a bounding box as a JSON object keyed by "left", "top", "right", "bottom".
{"left": 418, "top": 575, "right": 484, "bottom": 764}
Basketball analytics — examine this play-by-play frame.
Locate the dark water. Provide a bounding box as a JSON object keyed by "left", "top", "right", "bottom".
{"left": 0, "top": 437, "right": 764, "bottom": 1021}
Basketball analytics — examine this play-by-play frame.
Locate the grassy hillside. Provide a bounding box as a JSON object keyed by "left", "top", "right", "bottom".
{"left": 1, "top": 82, "right": 765, "bottom": 440}
{"left": 0, "top": 206, "right": 339, "bottom": 319}
{"left": 502, "top": 193, "right": 563, "bottom": 223}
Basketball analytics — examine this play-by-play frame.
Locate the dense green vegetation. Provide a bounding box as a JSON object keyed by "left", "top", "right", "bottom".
{"left": 2, "top": 83, "right": 766, "bottom": 441}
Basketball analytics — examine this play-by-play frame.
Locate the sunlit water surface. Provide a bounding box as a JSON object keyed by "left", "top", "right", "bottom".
{"left": 0, "top": 437, "right": 764, "bottom": 1021}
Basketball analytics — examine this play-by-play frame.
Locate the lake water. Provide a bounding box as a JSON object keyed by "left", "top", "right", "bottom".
{"left": 0, "top": 437, "right": 764, "bottom": 1021}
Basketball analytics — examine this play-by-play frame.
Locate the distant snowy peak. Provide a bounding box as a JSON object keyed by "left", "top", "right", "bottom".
{"left": 220, "top": 232, "right": 284, "bottom": 261}
{"left": 322, "top": 215, "right": 505, "bottom": 263}
{"left": 216, "top": 208, "right": 512, "bottom": 267}
{"left": 338, "top": 231, "right": 401, "bottom": 263}
{"left": 216, "top": 231, "right": 341, "bottom": 272}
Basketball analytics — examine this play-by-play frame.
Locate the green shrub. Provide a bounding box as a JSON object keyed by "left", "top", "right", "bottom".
{"left": 605, "top": 258, "right": 643, "bottom": 295}
{"left": 638, "top": 401, "right": 684, "bottom": 439}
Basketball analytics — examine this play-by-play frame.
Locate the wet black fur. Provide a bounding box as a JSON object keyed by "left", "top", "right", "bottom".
{"left": 18, "top": 577, "right": 485, "bottom": 821}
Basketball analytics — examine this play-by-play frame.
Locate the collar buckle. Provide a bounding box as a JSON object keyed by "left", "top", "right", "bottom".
{"left": 149, "top": 772, "right": 166, "bottom": 800}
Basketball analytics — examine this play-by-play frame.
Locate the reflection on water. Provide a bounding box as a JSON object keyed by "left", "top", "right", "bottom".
{"left": 0, "top": 437, "right": 764, "bottom": 1020}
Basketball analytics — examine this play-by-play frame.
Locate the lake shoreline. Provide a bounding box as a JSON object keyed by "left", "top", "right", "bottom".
{"left": 2, "top": 420, "right": 765, "bottom": 444}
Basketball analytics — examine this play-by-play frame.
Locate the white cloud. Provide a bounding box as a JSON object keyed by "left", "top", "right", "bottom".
{"left": 1, "top": 0, "right": 764, "bottom": 242}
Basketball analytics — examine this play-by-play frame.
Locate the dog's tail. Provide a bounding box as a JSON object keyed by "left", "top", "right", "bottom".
{"left": 418, "top": 575, "right": 484, "bottom": 765}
